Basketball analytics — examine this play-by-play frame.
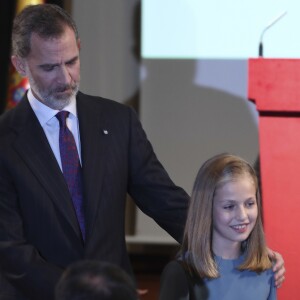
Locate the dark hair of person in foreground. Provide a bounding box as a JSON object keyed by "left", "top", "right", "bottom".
{"left": 55, "top": 260, "right": 138, "bottom": 300}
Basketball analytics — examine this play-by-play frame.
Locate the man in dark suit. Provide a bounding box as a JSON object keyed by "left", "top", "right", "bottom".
{"left": 0, "top": 4, "right": 188, "bottom": 300}
{"left": 0, "top": 4, "right": 284, "bottom": 300}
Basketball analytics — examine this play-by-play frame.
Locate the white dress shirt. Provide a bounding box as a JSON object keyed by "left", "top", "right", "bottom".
{"left": 27, "top": 89, "right": 82, "bottom": 170}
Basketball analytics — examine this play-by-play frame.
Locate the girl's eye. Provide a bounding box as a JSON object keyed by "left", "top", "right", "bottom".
{"left": 224, "top": 205, "right": 234, "bottom": 210}
{"left": 246, "top": 201, "right": 255, "bottom": 207}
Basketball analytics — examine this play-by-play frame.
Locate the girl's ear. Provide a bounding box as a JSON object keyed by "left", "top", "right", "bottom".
{"left": 11, "top": 55, "right": 27, "bottom": 76}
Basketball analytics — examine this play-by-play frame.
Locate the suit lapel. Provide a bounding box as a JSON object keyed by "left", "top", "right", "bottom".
{"left": 77, "top": 93, "right": 109, "bottom": 241}
{"left": 11, "top": 98, "right": 82, "bottom": 241}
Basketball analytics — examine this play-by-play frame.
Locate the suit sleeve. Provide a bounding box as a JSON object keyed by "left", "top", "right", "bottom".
{"left": 0, "top": 159, "right": 63, "bottom": 300}
{"left": 159, "top": 261, "right": 190, "bottom": 300}
{"left": 127, "top": 108, "right": 189, "bottom": 242}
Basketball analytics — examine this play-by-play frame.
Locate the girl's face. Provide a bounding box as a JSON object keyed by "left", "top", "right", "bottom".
{"left": 212, "top": 174, "right": 258, "bottom": 258}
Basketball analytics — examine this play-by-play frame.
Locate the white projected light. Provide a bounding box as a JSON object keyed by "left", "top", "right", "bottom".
{"left": 142, "top": 0, "right": 299, "bottom": 59}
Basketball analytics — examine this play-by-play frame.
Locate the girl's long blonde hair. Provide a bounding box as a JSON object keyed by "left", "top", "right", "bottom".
{"left": 180, "top": 153, "right": 272, "bottom": 278}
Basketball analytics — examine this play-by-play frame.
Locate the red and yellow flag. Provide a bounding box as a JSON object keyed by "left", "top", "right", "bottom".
{"left": 6, "top": 0, "right": 44, "bottom": 110}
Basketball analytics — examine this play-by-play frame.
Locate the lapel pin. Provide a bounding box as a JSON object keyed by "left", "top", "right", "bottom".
{"left": 103, "top": 129, "right": 109, "bottom": 135}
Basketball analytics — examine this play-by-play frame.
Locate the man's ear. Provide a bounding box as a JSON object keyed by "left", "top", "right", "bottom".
{"left": 11, "top": 55, "right": 27, "bottom": 76}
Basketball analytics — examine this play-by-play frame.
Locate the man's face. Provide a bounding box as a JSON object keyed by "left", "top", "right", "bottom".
{"left": 13, "top": 26, "right": 80, "bottom": 110}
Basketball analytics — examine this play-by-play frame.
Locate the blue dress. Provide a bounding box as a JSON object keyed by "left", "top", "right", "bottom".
{"left": 159, "top": 255, "right": 276, "bottom": 300}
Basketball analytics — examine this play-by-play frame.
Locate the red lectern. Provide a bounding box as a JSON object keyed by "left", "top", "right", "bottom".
{"left": 248, "top": 58, "right": 300, "bottom": 300}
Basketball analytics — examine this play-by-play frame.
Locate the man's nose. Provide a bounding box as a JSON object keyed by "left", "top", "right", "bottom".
{"left": 57, "top": 65, "right": 71, "bottom": 85}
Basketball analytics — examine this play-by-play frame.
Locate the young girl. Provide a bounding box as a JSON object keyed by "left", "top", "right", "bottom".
{"left": 159, "top": 154, "right": 276, "bottom": 300}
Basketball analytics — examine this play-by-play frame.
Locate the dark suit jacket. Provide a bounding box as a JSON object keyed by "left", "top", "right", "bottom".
{"left": 0, "top": 92, "right": 189, "bottom": 300}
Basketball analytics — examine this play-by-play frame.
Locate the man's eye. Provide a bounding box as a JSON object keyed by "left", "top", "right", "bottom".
{"left": 42, "top": 66, "right": 54, "bottom": 72}
{"left": 67, "top": 60, "right": 76, "bottom": 66}
{"left": 246, "top": 201, "right": 255, "bottom": 207}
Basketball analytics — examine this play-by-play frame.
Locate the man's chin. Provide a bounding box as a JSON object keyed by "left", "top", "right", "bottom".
{"left": 34, "top": 86, "right": 78, "bottom": 109}
{"left": 54, "top": 86, "right": 79, "bottom": 100}
{"left": 54, "top": 90, "right": 73, "bottom": 100}
{"left": 44, "top": 96, "right": 72, "bottom": 110}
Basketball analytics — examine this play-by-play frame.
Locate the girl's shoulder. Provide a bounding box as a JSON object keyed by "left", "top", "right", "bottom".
{"left": 160, "top": 260, "right": 209, "bottom": 300}
{"left": 161, "top": 260, "right": 188, "bottom": 281}
{"left": 159, "top": 260, "right": 191, "bottom": 300}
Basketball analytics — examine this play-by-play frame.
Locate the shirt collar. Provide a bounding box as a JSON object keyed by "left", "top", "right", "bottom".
{"left": 27, "top": 89, "right": 78, "bottom": 126}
